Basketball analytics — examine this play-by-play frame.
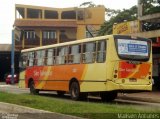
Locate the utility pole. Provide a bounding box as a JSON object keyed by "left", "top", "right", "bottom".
{"left": 11, "top": 30, "right": 15, "bottom": 84}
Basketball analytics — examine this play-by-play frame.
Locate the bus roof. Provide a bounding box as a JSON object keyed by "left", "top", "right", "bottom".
{"left": 21, "top": 35, "right": 113, "bottom": 53}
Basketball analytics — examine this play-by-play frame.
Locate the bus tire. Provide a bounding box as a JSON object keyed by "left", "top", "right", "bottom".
{"left": 29, "top": 80, "right": 39, "bottom": 95}
{"left": 100, "top": 91, "right": 117, "bottom": 102}
{"left": 57, "top": 91, "right": 65, "bottom": 96}
{"left": 70, "top": 82, "right": 80, "bottom": 101}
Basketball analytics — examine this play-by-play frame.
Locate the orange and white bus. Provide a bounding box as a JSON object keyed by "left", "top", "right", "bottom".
{"left": 19, "top": 35, "right": 152, "bottom": 101}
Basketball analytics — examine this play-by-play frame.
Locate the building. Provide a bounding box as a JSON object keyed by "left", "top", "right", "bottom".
{"left": 13, "top": 4, "right": 105, "bottom": 50}
{"left": 0, "top": 44, "right": 20, "bottom": 81}
{"left": 138, "top": 0, "right": 160, "bottom": 89}
{"left": 112, "top": 0, "right": 160, "bottom": 89}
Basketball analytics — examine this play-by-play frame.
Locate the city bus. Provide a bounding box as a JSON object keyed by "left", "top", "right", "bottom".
{"left": 19, "top": 35, "right": 152, "bottom": 101}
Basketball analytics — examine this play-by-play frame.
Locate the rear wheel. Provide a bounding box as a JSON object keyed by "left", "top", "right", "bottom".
{"left": 29, "top": 80, "right": 39, "bottom": 95}
{"left": 100, "top": 91, "right": 117, "bottom": 102}
{"left": 70, "top": 81, "right": 87, "bottom": 101}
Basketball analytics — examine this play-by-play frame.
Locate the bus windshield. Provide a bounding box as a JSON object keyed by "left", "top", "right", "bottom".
{"left": 114, "top": 35, "right": 151, "bottom": 61}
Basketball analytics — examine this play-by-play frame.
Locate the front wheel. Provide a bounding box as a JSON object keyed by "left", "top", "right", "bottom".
{"left": 29, "top": 80, "right": 39, "bottom": 95}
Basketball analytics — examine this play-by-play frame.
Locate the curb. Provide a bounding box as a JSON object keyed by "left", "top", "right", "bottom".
{"left": 0, "top": 102, "right": 84, "bottom": 119}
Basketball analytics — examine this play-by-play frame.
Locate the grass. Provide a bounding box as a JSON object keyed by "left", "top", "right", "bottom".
{"left": 0, "top": 91, "right": 160, "bottom": 119}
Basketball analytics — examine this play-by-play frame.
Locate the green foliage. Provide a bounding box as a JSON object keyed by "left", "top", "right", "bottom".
{"left": 105, "top": 8, "right": 121, "bottom": 17}
{"left": 140, "top": 0, "right": 160, "bottom": 31}
{"left": 80, "top": 1, "right": 160, "bottom": 35}
{"left": 0, "top": 92, "right": 160, "bottom": 119}
{"left": 141, "top": 0, "right": 160, "bottom": 15}
{"left": 79, "top": 1, "right": 96, "bottom": 7}
{"left": 98, "top": 6, "right": 138, "bottom": 35}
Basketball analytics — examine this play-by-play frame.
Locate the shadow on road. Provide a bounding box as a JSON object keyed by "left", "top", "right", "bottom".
{"left": 38, "top": 92, "right": 146, "bottom": 106}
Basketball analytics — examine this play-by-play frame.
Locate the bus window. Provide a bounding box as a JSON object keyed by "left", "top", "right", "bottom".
{"left": 36, "top": 50, "right": 45, "bottom": 66}
{"left": 34, "top": 52, "right": 37, "bottom": 66}
{"left": 19, "top": 53, "right": 28, "bottom": 69}
{"left": 36, "top": 51, "right": 41, "bottom": 66}
{"left": 28, "top": 52, "right": 34, "bottom": 66}
{"left": 47, "top": 49, "right": 54, "bottom": 65}
{"left": 44, "top": 50, "right": 48, "bottom": 65}
{"left": 56, "top": 46, "right": 68, "bottom": 64}
{"left": 53, "top": 48, "right": 57, "bottom": 64}
{"left": 114, "top": 36, "right": 151, "bottom": 61}
{"left": 97, "top": 40, "right": 106, "bottom": 63}
{"left": 69, "top": 44, "right": 81, "bottom": 64}
{"left": 83, "top": 42, "right": 96, "bottom": 63}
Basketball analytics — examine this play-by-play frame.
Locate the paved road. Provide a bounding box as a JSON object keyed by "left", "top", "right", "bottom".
{"left": 1, "top": 82, "right": 160, "bottom": 107}
{"left": 0, "top": 83, "right": 29, "bottom": 94}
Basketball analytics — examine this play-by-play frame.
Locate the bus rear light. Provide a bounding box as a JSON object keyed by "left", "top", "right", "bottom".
{"left": 114, "top": 70, "right": 118, "bottom": 73}
{"left": 114, "top": 75, "right": 117, "bottom": 78}
{"left": 148, "top": 76, "right": 151, "bottom": 80}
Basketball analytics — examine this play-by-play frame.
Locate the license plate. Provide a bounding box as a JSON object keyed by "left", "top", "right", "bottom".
{"left": 129, "top": 78, "right": 137, "bottom": 82}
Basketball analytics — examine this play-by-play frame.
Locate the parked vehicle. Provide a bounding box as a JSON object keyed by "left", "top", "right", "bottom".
{"left": 5, "top": 74, "right": 19, "bottom": 84}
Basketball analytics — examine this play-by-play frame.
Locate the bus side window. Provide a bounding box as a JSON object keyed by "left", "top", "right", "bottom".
{"left": 44, "top": 50, "right": 48, "bottom": 65}
{"left": 47, "top": 49, "right": 54, "bottom": 65}
{"left": 82, "top": 42, "right": 96, "bottom": 63}
{"left": 20, "top": 53, "right": 28, "bottom": 69}
{"left": 53, "top": 48, "right": 57, "bottom": 64}
{"left": 41, "top": 50, "right": 46, "bottom": 65}
{"left": 68, "top": 46, "right": 73, "bottom": 63}
{"left": 56, "top": 48, "right": 60, "bottom": 65}
{"left": 97, "top": 40, "right": 106, "bottom": 63}
{"left": 34, "top": 51, "right": 37, "bottom": 66}
{"left": 36, "top": 51, "right": 41, "bottom": 66}
{"left": 29, "top": 52, "right": 34, "bottom": 66}
{"left": 37, "top": 50, "right": 45, "bottom": 66}
{"left": 69, "top": 44, "right": 81, "bottom": 64}
{"left": 65, "top": 47, "right": 69, "bottom": 64}
{"left": 56, "top": 46, "right": 68, "bottom": 65}
{"left": 26, "top": 54, "right": 29, "bottom": 66}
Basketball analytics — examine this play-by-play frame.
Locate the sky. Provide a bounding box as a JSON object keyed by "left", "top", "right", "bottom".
{"left": 0, "top": 0, "right": 137, "bottom": 44}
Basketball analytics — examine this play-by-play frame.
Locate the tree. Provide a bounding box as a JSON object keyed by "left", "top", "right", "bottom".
{"left": 98, "top": 6, "right": 138, "bottom": 35}
{"left": 140, "top": 0, "right": 160, "bottom": 31}
{"left": 105, "top": 8, "right": 121, "bottom": 18}
{"left": 79, "top": 1, "right": 122, "bottom": 35}
{"left": 140, "top": 0, "right": 160, "bottom": 15}
{"left": 79, "top": 1, "right": 96, "bottom": 7}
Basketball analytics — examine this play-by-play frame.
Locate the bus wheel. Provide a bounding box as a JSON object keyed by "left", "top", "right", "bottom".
{"left": 70, "top": 82, "right": 80, "bottom": 101}
{"left": 29, "top": 80, "right": 39, "bottom": 95}
{"left": 57, "top": 91, "right": 65, "bottom": 96}
{"left": 100, "top": 91, "right": 117, "bottom": 102}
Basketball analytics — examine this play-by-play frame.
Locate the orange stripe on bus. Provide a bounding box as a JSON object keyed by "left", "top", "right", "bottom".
{"left": 26, "top": 64, "right": 86, "bottom": 91}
